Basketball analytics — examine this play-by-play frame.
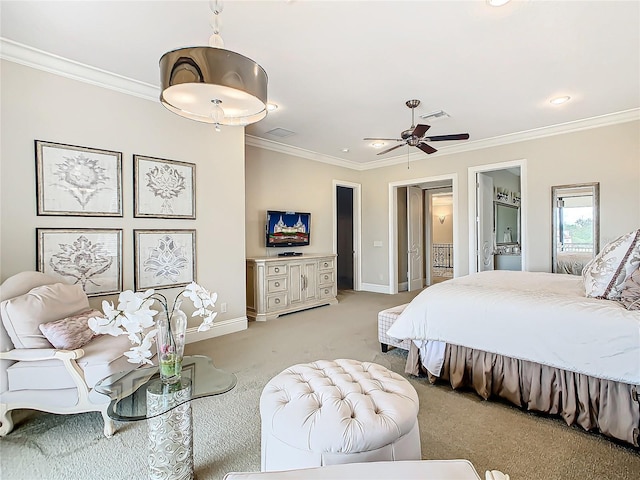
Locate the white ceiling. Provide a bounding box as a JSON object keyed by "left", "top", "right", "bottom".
{"left": 1, "top": 0, "right": 639, "bottom": 167}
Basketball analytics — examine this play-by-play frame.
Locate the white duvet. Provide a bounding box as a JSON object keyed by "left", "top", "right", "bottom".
{"left": 387, "top": 270, "right": 640, "bottom": 384}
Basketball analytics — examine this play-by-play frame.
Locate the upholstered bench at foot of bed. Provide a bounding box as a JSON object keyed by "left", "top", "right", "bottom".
{"left": 378, "top": 304, "right": 411, "bottom": 352}
{"left": 259, "top": 359, "right": 421, "bottom": 472}
{"left": 224, "top": 460, "right": 486, "bottom": 479}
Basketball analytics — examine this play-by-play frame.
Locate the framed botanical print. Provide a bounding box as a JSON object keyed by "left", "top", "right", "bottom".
{"left": 35, "top": 140, "right": 123, "bottom": 216}
{"left": 134, "top": 229, "right": 196, "bottom": 290}
{"left": 133, "top": 155, "right": 196, "bottom": 219}
{"left": 36, "top": 228, "right": 123, "bottom": 296}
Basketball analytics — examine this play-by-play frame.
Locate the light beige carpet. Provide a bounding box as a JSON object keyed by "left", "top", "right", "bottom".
{"left": 1, "top": 289, "right": 638, "bottom": 479}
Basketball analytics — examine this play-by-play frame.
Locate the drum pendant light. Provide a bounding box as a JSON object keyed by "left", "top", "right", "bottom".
{"left": 159, "top": 0, "right": 268, "bottom": 128}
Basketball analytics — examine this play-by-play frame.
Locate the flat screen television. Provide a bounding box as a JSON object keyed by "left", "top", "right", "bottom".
{"left": 266, "top": 210, "right": 310, "bottom": 248}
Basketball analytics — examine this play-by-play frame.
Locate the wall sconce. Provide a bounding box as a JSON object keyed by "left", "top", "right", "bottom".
{"left": 438, "top": 215, "right": 446, "bottom": 224}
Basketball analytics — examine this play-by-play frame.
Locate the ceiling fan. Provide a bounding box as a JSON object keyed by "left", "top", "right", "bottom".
{"left": 364, "top": 99, "right": 470, "bottom": 155}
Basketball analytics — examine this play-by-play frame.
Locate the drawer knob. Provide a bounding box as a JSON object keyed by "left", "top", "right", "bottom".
{"left": 324, "top": 262, "right": 328, "bottom": 267}
{"left": 325, "top": 289, "right": 329, "bottom": 294}
{"left": 275, "top": 298, "right": 280, "bottom": 304}
{"left": 275, "top": 267, "right": 280, "bottom": 273}
{"left": 324, "top": 275, "right": 329, "bottom": 280}
{"left": 275, "top": 282, "right": 280, "bottom": 287}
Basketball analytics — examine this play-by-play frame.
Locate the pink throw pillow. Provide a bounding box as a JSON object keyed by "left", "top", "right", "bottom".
{"left": 38, "top": 309, "right": 103, "bottom": 350}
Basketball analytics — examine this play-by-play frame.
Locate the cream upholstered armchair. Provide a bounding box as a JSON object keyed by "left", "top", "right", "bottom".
{"left": 0, "top": 271, "right": 138, "bottom": 437}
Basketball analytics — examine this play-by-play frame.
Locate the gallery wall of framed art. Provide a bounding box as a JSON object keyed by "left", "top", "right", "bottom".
{"left": 32, "top": 141, "right": 199, "bottom": 296}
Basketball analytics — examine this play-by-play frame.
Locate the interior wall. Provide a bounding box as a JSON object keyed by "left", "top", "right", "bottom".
{"left": 485, "top": 169, "right": 520, "bottom": 198}
{"left": 359, "top": 120, "right": 640, "bottom": 285}
{"left": 431, "top": 194, "right": 454, "bottom": 244}
{"left": 244, "top": 145, "right": 360, "bottom": 258}
{"left": 0, "top": 61, "right": 248, "bottom": 327}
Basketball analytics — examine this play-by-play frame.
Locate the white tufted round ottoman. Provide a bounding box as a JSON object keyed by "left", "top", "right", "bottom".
{"left": 259, "top": 359, "right": 421, "bottom": 472}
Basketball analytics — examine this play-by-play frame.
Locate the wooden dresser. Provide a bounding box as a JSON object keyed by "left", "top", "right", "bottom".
{"left": 246, "top": 254, "right": 338, "bottom": 321}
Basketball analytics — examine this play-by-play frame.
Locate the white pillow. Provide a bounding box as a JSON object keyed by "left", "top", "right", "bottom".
{"left": 582, "top": 229, "right": 640, "bottom": 299}
{"left": 0, "top": 283, "right": 90, "bottom": 349}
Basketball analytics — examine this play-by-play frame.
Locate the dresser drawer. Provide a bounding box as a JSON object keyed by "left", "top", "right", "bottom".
{"left": 266, "top": 277, "right": 287, "bottom": 293}
{"left": 266, "top": 264, "right": 287, "bottom": 276}
{"left": 266, "top": 293, "right": 287, "bottom": 312}
{"left": 318, "top": 258, "right": 334, "bottom": 270}
{"left": 318, "top": 271, "right": 334, "bottom": 285}
{"left": 319, "top": 285, "right": 335, "bottom": 299}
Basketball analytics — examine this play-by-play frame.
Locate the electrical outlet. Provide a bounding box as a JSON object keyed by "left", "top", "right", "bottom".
{"left": 221, "top": 302, "right": 227, "bottom": 313}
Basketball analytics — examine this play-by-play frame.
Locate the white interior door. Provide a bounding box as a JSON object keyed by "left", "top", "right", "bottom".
{"left": 477, "top": 173, "right": 495, "bottom": 272}
{"left": 407, "top": 186, "right": 424, "bottom": 290}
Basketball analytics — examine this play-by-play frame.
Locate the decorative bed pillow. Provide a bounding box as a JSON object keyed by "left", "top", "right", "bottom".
{"left": 0, "top": 283, "right": 89, "bottom": 349}
{"left": 618, "top": 267, "right": 640, "bottom": 310}
{"left": 38, "top": 309, "right": 103, "bottom": 350}
{"left": 582, "top": 229, "right": 640, "bottom": 299}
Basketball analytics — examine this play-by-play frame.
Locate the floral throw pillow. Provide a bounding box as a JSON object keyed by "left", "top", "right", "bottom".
{"left": 38, "top": 309, "right": 103, "bottom": 350}
{"left": 582, "top": 229, "right": 640, "bottom": 299}
{"left": 618, "top": 267, "right": 640, "bottom": 310}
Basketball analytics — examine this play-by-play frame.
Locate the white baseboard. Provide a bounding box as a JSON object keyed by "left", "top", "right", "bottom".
{"left": 360, "top": 283, "right": 391, "bottom": 294}
{"left": 185, "top": 316, "right": 247, "bottom": 344}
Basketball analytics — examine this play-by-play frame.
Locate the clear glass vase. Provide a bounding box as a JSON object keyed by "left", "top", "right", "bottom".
{"left": 155, "top": 309, "right": 187, "bottom": 384}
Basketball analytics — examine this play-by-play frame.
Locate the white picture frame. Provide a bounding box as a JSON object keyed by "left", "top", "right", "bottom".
{"left": 35, "top": 140, "right": 123, "bottom": 217}
{"left": 133, "top": 155, "right": 196, "bottom": 219}
{"left": 134, "top": 229, "right": 196, "bottom": 290}
{"left": 36, "top": 228, "right": 123, "bottom": 296}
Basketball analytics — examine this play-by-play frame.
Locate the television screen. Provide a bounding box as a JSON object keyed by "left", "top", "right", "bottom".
{"left": 266, "top": 210, "right": 310, "bottom": 247}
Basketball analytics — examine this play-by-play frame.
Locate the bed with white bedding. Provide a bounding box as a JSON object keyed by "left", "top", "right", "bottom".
{"left": 387, "top": 270, "right": 640, "bottom": 447}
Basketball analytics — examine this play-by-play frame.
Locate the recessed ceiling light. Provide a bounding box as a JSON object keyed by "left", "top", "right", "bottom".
{"left": 371, "top": 142, "right": 385, "bottom": 149}
{"left": 341, "top": 148, "right": 350, "bottom": 153}
{"left": 550, "top": 96, "right": 571, "bottom": 105}
{"left": 487, "top": 0, "right": 511, "bottom": 6}
{"left": 266, "top": 103, "right": 278, "bottom": 112}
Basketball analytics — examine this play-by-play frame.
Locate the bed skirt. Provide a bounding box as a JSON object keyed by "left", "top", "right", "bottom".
{"left": 406, "top": 343, "right": 640, "bottom": 447}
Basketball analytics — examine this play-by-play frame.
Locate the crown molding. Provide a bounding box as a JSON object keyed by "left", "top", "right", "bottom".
{"left": 0, "top": 38, "right": 159, "bottom": 101}
{"left": 3, "top": 38, "right": 638, "bottom": 171}
{"left": 244, "top": 136, "right": 365, "bottom": 170}
{"left": 250, "top": 109, "right": 639, "bottom": 171}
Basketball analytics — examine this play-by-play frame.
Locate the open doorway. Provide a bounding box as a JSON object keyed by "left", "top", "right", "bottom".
{"left": 429, "top": 191, "right": 454, "bottom": 284}
{"left": 388, "top": 174, "right": 458, "bottom": 294}
{"left": 468, "top": 160, "right": 527, "bottom": 274}
{"left": 333, "top": 180, "right": 362, "bottom": 291}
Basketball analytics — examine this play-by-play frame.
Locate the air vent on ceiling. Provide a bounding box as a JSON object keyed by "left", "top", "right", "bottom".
{"left": 419, "top": 110, "right": 450, "bottom": 121}
{"left": 265, "top": 127, "right": 296, "bottom": 137}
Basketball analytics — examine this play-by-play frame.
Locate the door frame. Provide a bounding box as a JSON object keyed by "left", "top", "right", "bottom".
{"left": 467, "top": 159, "right": 528, "bottom": 274}
{"left": 332, "top": 180, "right": 362, "bottom": 291}
{"left": 388, "top": 173, "right": 459, "bottom": 295}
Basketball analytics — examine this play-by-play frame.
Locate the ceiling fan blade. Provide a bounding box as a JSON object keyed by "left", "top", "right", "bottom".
{"left": 411, "top": 124, "right": 431, "bottom": 138}
{"left": 424, "top": 133, "right": 470, "bottom": 142}
{"left": 377, "top": 143, "right": 405, "bottom": 155}
{"left": 417, "top": 142, "right": 437, "bottom": 154}
{"left": 363, "top": 137, "right": 403, "bottom": 141}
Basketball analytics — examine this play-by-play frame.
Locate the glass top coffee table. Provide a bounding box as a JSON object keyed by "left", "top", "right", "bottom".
{"left": 95, "top": 355, "right": 237, "bottom": 480}
{"left": 95, "top": 355, "right": 237, "bottom": 421}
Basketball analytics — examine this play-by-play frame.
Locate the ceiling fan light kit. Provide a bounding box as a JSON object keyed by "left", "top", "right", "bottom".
{"left": 364, "top": 99, "right": 469, "bottom": 156}
{"left": 159, "top": 0, "right": 268, "bottom": 128}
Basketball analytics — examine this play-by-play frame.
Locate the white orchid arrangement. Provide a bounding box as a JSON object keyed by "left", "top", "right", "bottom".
{"left": 88, "top": 282, "right": 218, "bottom": 365}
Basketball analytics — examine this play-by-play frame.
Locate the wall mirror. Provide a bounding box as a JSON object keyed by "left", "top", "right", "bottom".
{"left": 551, "top": 182, "right": 600, "bottom": 274}
{"left": 495, "top": 202, "right": 520, "bottom": 245}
